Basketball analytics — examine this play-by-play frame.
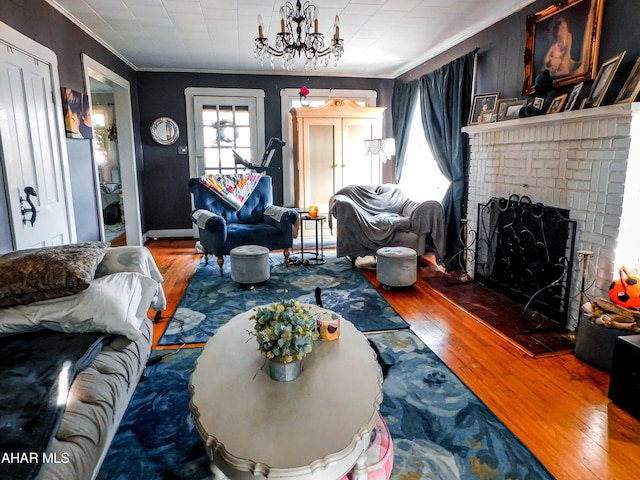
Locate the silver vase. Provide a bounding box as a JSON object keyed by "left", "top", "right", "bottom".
{"left": 269, "top": 358, "right": 301, "bottom": 382}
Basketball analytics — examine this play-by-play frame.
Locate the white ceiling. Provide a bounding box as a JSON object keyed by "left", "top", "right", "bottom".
{"left": 47, "top": 0, "right": 535, "bottom": 79}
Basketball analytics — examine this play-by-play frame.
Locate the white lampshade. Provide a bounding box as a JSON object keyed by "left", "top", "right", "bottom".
{"left": 381, "top": 138, "right": 395, "bottom": 157}
{"left": 364, "top": 138, "right": 383, "bottom": 155}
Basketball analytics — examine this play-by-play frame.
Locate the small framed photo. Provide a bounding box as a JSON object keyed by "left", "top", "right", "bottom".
{"left": 468, "top": 93, "right": 500, "bottom": 125}
{"left": 585, "top": 51, "right": 626, "bottom": 108}
{"left": 547, "top": 94, "right": 568, "bottom": 113}
{"left": 498, "top": 98, "right": 527, "bottom": 121}
{"left": 564, "top": 82, "right": 585, "bottom": 111}
{"left": 496, "top": 98, "right": 516, "bottom": 120}
{"left": 533, "top": 97, "right": 545, "bottom": 109}
{"left": 615, "top": 56, "right": 640, "bottom": 104}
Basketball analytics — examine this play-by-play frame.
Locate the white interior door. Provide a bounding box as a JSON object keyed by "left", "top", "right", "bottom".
{"left": 185, "top": 88, "right": 266, "bottom": 238}
{"left": 0, "top": 43, "right": 73, "bottom": 249}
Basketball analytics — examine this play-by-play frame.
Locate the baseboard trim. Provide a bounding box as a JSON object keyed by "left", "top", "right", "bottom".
{"left": 144, "top": 229, "right": 195, "bottom": 241}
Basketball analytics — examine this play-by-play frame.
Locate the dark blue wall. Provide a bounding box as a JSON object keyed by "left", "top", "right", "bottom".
{"left": 66, "top": 139, "right": 100, "bottom": 242}
{"left": 398, "top": 0, "right": 640, "bottom": 108}
{"left": 137, "top": 72, "right": 393, "bottom": 231}
{"left": 0, "top": 0, "right": 140, "bottom": 252}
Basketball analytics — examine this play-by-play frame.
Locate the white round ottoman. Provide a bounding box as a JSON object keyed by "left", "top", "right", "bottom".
{"left": 376, "top": 246, "right": 417, "bottom": 289}
{"left": 230, "top": 245, "right": 270, "bottom": 285}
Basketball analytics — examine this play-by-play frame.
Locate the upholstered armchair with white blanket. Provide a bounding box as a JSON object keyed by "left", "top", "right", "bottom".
{"left": 329, "top": 184, "right": 446, "bottom": 266}
{"left": 188, "top": 175, "right": 298, "bottom": 274}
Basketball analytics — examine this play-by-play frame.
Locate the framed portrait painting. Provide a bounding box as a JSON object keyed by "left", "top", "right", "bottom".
{"left": 522, "top": 0, "right": 605, "bottom": 96}
{"left": 468, "top": 93, "right": 499, "bottom": 125}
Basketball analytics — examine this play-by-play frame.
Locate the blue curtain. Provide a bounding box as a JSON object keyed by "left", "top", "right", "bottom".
{"left": 419, "top": 50, "right": 476, "bottom": 268}
{"left": 391, "top": 80, "right": 419, "bottom": 183}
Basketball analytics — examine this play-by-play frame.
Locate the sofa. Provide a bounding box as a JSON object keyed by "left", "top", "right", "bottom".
{"left": 0, "top": 243, "right": 164, "bottom": 480}
{"left": 329, "top": 184, "right": 446, "bottom": 264}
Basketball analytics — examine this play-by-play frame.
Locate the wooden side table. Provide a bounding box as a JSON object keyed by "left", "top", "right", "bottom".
{"left": 189, "top": 306, "right": 383, "bottom": 479}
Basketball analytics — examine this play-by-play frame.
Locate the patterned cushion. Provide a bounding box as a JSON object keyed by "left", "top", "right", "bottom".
{"left": 0, "top": 242, "right": 109, "bottom": 308}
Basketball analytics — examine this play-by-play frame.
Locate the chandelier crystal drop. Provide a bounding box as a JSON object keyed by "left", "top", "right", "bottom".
{"left": 254, "top": 0, "right": 344, "bottom": 71}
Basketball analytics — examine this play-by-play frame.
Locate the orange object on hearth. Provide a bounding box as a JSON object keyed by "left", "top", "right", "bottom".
{"left": 308, "top": 205, "right": 318, "bottom": 218}
{"left": 609, "top": 266, "right": 640, "bottom": 309}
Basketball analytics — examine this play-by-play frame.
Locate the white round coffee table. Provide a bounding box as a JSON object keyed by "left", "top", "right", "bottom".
{"left": 189, "top": 305, "right": 383, "bottom": 479}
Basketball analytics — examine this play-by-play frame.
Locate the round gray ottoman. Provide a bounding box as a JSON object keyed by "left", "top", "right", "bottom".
{"left": 230, "top": 245, "right": 270, "bottom": 285}
{"left": 376, "top": 246, "right": 417, "bottom": 289}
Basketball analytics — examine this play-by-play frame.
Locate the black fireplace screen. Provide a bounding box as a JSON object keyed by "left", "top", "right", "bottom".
{"left": 475, "top": 195, "right": 577, "bottom": 327}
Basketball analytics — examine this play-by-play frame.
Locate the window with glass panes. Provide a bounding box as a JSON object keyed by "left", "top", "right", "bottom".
{"left": 202, "top": 105, "right": 251, "bottom": 174}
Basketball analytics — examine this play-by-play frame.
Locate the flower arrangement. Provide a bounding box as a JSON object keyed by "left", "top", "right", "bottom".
{"left": 299, "top": 86, "right": 310, "bottom": 106}
{"left": 251, "top": 299, "right": 319, "bottom": 364}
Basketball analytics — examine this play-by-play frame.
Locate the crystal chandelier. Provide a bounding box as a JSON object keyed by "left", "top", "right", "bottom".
{"left": 364, "top": 138, "right": 396, "bottom": 161}
{"left": 254, "top": 1, "right": 344, "bottom": 70}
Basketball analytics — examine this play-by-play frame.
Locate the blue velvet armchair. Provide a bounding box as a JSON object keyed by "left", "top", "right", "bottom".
{"left": 188, "top": 176, "right": 298, "bottom": 275}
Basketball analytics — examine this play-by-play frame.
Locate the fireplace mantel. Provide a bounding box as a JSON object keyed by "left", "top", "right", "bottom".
{"left": 462, "top": 103, "right": 640, "bottom": 135}
{"left": 462, "top": 102, "right": 640, "bottom": 329}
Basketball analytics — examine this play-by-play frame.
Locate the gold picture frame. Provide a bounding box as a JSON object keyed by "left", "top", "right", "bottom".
{"left": 547, "top": 94, "right": 568, "bottom": 113}
{"left": 615, "top": 56, "right": 640, "bottom": 104}
{"left": 585, "top": 51, "right": 626, "bottom": 108}
{"left": 522, "top": 0, "right": 605, "bottom": 96}
{"left": 468, "top": 93, "right": 500, "bottom": 125}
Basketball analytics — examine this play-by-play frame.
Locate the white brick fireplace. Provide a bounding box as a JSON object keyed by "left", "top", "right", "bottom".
{"left": 462, "top": 103, "right": 640, "bottom": 329}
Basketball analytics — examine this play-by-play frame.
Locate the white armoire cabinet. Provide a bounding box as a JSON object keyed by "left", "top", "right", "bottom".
{"left": 290, "top": 99, "right": 386, "bottom": 213}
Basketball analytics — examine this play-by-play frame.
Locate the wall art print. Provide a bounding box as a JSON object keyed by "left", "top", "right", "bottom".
{"left": 61, "top": 87, "right": 93, "bottom": 139}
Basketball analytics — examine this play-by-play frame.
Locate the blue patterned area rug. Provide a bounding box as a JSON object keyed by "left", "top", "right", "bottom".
{"left": 158, "top": 253, "right": 409, "bottom": 345}
{"left": 98, "top": 329, "right": 553, "bottom": 479}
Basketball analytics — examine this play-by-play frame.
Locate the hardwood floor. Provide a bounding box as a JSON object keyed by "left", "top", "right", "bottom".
{"left": 145, "top": 238, "right": 640, "bottom": 480}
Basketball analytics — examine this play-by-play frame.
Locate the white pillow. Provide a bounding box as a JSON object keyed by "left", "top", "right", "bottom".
{"left": 0, "top": 272, "right": 157, "bottom": 340}
{"left": 95, "top": 246, "right": 167, "bottom": 311}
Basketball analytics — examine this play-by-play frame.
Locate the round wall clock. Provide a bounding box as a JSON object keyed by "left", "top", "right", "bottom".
{"left": 150, "top": 117, "right": 180, "bottom": 145}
